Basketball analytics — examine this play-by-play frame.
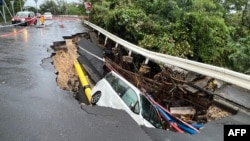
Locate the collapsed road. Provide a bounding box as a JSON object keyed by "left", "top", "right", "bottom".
{"left": 0, "top": 18, "right": 152, "bottom": 141}
{"left": 50, "top": 24, "right": 250, "bottom": 140}
{"left": 0, "top": 17, "right": 250, "bottom": 141}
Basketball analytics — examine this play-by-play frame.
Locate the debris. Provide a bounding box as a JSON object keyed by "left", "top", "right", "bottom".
{"left": 206, "top": 105, "right": 232, "bottom": 121}
{"left": 122, "top": 56, "right": 133, "bottom": 63}
{"left": 139, "top": 64, "right": 150, "bottom": 74}
{"left": 170, "top": 106, "right": 196, "bottom": 116}
{"left": 103, "top": 46, "right": 231, "bottom": 127}
{"left": 52, "top": 32, "right": 232, "bottom": 134}
{"left": 60, "top": 24, "right": 64, "bottom": 28}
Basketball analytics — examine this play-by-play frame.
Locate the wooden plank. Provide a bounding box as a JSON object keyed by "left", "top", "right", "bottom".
{"left": 170, "top": 106, "right": 196, "bottom": 115}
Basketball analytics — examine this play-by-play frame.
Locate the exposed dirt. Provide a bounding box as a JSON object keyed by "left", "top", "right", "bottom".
{"left": 52, "top": 43, "right": 79, "bottom": 92}
{"left": 207, "top": 105, "right": 232, "bottom": 121}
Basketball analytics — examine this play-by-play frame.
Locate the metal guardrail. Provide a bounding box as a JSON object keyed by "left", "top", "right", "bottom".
{"left": 83, "top": 21, "right": 250, "bottom": 91}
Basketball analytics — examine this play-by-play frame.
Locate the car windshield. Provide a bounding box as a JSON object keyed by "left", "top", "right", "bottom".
{"left": 121, "top": 88, "right": 139, "bottom": 113}
{"left": 105, "top": 72, "right": 128, "bottom": 96}
{"left": 105, "top": 72, "right": 140, "bottom": 113}
{"left": 16, "top": 12, "right": 29, "bottom": 17}
{"left": 140, "top": 95, "right": 164, "bottom": 128}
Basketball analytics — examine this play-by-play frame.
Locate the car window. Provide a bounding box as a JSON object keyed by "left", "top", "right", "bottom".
{"left": 16, "top": 12, "right": 29, "bottom": 17}
{"left": 140, "top": 95, "right": 163, "bottom": 128}
{"left": 141, "top": 95, "right": 151, "bottom": 119}
{"left": 105, "top": 73, "right": 128, "bottom": 96}
{"left": 30, "top": 13, "right": 34, "bottom": 17}
{"left": 105, "top": 72, "right": 140, "bottom": 114}
{"left": 113, "top": 79, "right": 128, "bottom": 96}
{"left": 121, "top": 88, "right": 139, "bottom": 114}
{"left": 105, "top": 72, "right": 116, "bottom": 84}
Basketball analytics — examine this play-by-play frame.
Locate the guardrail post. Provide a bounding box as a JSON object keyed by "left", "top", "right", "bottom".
{"left": 115, "top": 42, "right": 118, "bottom": 48}
{"left": 104, "top": 36, "right": 108, "bottom": 46}
{"left": 144, "top": 58, "right": 149, "bottom": 64}
{"left": 97, "top": 32, "right": 100, "bottom": 39}
{"left": 128, "top": 50, "right": 132, "bottom": 56}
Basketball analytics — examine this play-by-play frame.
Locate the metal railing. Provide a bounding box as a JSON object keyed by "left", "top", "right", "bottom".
{"left": 83, "top": 21, "right": 250, "bottom": 91}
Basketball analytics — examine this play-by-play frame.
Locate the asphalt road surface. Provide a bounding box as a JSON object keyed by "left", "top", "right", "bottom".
{"left": 0, "top": 18, "right": 250, "bottom": 141}
{"left": 0, "top": 19, "right": 152, "bottom": 141}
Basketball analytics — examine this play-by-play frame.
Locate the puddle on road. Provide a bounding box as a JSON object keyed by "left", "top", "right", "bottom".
{"left": 0, "top": 57, "right": 25, "bottom": 65}
{"left": 40, "top": 57, "right": 56, "bottom": 72}
{"left": 0, "top": 67, "right": 35, "bottom": 89}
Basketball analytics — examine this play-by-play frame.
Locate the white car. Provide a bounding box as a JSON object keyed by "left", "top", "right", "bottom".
{"left": 43, "top": 12, "right": 53, "bottom": 20}
{"left": 90, "top": 71, "right": 164, "bottom": 129}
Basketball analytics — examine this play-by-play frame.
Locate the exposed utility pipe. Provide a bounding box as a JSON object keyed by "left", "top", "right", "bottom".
{"left": 74, "top": 60, "right": 92, "bottom": 104}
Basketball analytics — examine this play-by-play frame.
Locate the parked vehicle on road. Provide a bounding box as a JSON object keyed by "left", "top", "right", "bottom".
{"left": 91, "top": 71, "right": 165, "bottom": 129}
{"left": 43, "top": 12, "right": 53, "bottom": 20}
{"left": 12, "top": 11, "right": 37, "bottom": 26}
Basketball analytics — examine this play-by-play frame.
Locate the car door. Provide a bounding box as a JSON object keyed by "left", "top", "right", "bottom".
{"left": 28, "top": 12, "right": 35, "bottom": 25}
{"left": 91, "top": 72, "right": 149, "bottom": 126}
{"left": 119, "top": 87, "right": 157, "bottom": 127}
{"left": 140, "top": 95, "right": 164, "bottom": 128}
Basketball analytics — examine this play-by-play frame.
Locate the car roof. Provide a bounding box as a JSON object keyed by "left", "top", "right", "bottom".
{"left": 15, "top": 11, "right": 34, "bottom": 17}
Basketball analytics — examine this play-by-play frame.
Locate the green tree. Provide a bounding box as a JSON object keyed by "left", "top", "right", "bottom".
{"left": 39, "top": 0, "right": 58, "bottom": 14}
{"left": 90, "top": 0, "right": 250, "bottom": 74}
{"left": 56, "top": 0, "right": 68, "bottom": 15}
{"left": 0, "top": 0, "right": 25, "bottom": 21}
{"left": 67, "top": 3, "right": 82, "bottom": 15}
{"left": 227, "top": 35, "right": 250, "bottom": 74}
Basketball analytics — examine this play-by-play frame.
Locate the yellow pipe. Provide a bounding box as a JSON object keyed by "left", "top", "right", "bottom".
{"left": 73, "top": 60, "right": 92, "bottom": 104}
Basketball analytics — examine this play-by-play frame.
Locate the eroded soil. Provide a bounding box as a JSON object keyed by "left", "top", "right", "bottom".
{"left": 52, "top": 43, "right": 79, "bottom": 92}
{"left": 207, "top": 105, "right": 232, "bottom": 121}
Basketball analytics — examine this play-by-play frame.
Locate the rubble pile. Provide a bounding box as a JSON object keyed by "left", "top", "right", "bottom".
{"left": 104, "top": 47, "right": 229, "bottom": 125}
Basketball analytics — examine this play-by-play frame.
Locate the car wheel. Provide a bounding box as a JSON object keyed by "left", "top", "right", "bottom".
{"left": 91, "top": 91, "right": 101, "bottom": 105}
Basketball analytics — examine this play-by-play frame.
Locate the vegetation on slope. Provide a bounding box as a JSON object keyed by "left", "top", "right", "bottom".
{"left": 90, "top": 0, "right": 250, "bottom": 74}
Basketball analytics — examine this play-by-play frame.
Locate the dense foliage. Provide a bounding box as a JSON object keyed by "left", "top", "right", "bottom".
{"left": 90, "top": 0, "right": 250, "bottom": 74}
{"left": 1, "top": 0, "right": 249, "bottom": 74}
{"left": 39, "top": 0, "right": 82, "bottom": 15}
{"left": 0, "top": 0, "right": 83, "bottom": 20}
{"left": 0, "top": 0, "right": 24, "bottom": 21}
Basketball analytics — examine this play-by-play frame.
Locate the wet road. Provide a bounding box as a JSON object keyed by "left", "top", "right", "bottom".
{"left": 0, "top": 19, "right": 152, "bottom": 141}
{"left": 1, "top": 18, "right": 250, "bottom": 141}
